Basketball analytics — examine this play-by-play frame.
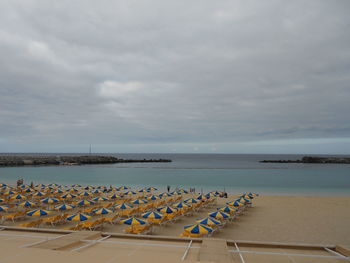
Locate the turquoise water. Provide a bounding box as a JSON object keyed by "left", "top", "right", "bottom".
{"left": 1, "top": 154, "right": 350, "bottom": 196}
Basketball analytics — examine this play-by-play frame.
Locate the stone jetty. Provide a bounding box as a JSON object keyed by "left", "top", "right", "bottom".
{"left": 260, "top": 156, "right": 350, "bottom": 164}
{"left": 0, "top": 155, "right": 171, "bottom": 167}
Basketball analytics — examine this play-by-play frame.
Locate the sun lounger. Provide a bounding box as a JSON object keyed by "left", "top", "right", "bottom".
{"left": 18, "top": 219, "right": 43, "bottom": 228}
{"left": 125, "top": 224, "right": 152, "bottom": 235}
{"left": 179, "top": 232, "right": 203, "bottom": 238}
{"left": 4, "top": 212, "right": 26, "bottom": 222}
{"left": 80, "top": 218, "right": 105, "bottom": 231}
{"left": 104, "top": 214, "right": 120, "bottom": 224}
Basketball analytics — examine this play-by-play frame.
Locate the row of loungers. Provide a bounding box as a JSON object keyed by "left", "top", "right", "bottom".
{"left": 179, "top": 195, "right": 254, "bottom": 238}
{"left": 122, "top": 198, "right": 217, "bottom": 235}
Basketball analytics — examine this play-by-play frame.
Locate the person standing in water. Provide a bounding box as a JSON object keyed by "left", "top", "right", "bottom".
{"left": 167, "top": 185, "right": 170, "bottom": 192}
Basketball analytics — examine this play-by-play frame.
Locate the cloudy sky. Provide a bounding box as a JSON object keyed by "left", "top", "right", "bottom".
{"left": 0, "top": 0, "right": 349, "bottom": 154}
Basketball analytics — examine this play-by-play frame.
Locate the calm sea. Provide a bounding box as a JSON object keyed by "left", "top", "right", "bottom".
{"left": 1, "top": 153, "right": 350, "bottom": 196}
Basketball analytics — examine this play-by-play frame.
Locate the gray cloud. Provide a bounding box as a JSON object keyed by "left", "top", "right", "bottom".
{"left": 0, "top": 0, "right": 350, "bottom": 153}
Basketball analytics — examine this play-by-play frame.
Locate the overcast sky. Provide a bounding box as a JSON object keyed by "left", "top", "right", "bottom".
{"left": 0, "top": 0, "right": 350, "bottom": 154}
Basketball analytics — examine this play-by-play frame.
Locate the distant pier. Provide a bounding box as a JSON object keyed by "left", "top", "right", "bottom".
{"left": 0, "top": 155, "right": 171, "bottom": 167}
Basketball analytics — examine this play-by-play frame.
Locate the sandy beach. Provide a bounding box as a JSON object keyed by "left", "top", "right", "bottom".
{"left": 96, "top": 195, "right": 350, "bottom": 245}
{"left": 3, "top": 194, "right": 349, "bottom": 245}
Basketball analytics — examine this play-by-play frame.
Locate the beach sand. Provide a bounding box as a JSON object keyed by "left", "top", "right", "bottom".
{"left": 99, "top": 195, "right": 350, "bottom": 245}
{"left": 2, "top": 195, "right": 350, "bottom": 245}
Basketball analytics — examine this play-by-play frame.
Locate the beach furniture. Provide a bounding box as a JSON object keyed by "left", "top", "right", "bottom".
{"left": 92, "top": 208, "right": 114, "bottom": 215}
{"left": 80, "top": 218, "right": 105, "bottom": 231}
{"left": 26, "top": 209, "right": 51, "bottom": 217}
{"left": 208, "top": 211, "right": 230, "bottom": 220}
{"left": 195, "top": 217, "right": 224, "bottom": 230}
{"left": 0, "top": 205, "right": 10, "bottom": 212}
{"left": 18, "top": 218, "right": 43, "bottom": 228}
{"left": 104, "top": 214, "right": 120, "bottom": 224}
{"left": 125, "top": 224, "right": 152, "bottom": 235}
{"left": 66, "top": 213, "right": 91, "bottom": 222}
{"left": 5, "top": 211, "right": 27, "bottom": 222}
{"left": 141, "top": 211, "right": 165, "bottom": 224}
{"left": 43, "top": 214, "right": 68, "bottom": 226}
{"left": 55, "top": 204, "right": 75, "bottom": 211}
{"left": 183, "top": 224, "right": 213, "bottom": 237}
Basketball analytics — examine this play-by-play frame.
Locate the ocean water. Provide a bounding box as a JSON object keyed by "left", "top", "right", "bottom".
{"left": 1, "top": 153, "right": 350, "bottom": 196}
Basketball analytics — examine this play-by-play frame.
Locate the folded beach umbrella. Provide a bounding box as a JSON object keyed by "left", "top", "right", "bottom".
{"left": 131, "top": 199, "right": 148, "bottom": 205}
{"left": 18, "top": 201, "right": 37, "bottom": 208}
{"left": 41, "top": 197, "right": 59, "bottom": 204}
{"left": 93, "top": 208, "right": 114, "bottom": 215}
{"left": 217, "top": 206, "right": 238, "bottom": 214}
{"left": 208, "top": 211, "right": 230, "bottom": 220}
{"left": 184, "top": 224, "right": 213, "bottom": 235}
{"left": 141, "top": 211, "right": 163, "bottom": 219}
{"left": 196, "top": 217, "right": 221, "bottom": 227}
{"left": 93, "top": 197, "right": 108, "bottom": 202}
{"left": 109, "top": 194, "right": 122, "bottom": 199}
{"left": 157, "top": 206, "right": 178, "bottom": 214}
{"left": 61, "top": 193, "right": 77, "bottom": 199}
{"left": 184, "top": 198, "right": 199, "bottom": 204}
{"left": 113, "top": 203, "right": 133, "bottom": 210}
{"left": 27, "top": 209, "right": 51, "bottom": 217}
{"left": 77, "top": 199, "right": 95, "bottom": 206}
{"left": 226, "top": 200, "right": 244, "bottom": 208}
{"left": 146, "top": 195, "right": 160, "bottom": 201}
{"left": 67, "top": 213, "right": 91, "bottom": 222}
{"left": 55, "top": 204, "right": 75, "bottom": 211}
{"left": 121, "top": 217, "right": 147, "bottom": 226}
{"left": 0, "top": 205, "right": 10, "bottom": 212}
{"left": 11, "top": 194, "right": 27, "bottom": 200}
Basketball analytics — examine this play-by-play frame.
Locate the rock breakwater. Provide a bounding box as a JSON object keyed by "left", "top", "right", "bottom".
{"left": 0, "top": 155, "right": 171, "bottom": 167}
{"left": 260, "top": 156, "right": 350, "bottom": 164}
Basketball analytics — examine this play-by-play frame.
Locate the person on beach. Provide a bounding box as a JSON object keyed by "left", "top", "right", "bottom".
{"left": 167, "top": 185, "right": 170, "bottom": 192}
{"left": 30, "top": 181, "right": 34, "bottom": 188}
